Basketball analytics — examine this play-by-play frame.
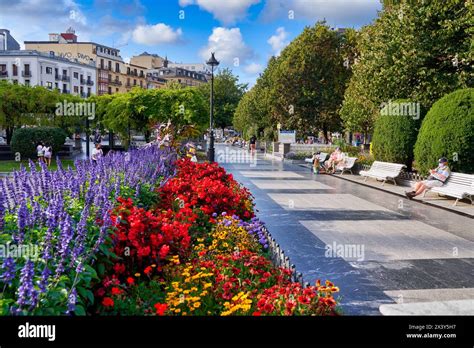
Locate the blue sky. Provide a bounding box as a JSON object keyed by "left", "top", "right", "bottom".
{"left": 0, "top": 0, "right": 382, "bottom": 86}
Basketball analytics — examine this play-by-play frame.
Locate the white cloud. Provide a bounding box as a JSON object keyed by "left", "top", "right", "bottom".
{"left": 132, "top": 23, "right": 183, "bottom": 45}
{"left": 243, "top": 62, "right": 263, "bottom": 75}
{"left": 199, "top": 27, "right": 253, "bottom": 66}
{"left": 267, "top": 27, "right": 288, "bottom": 56}
{"left": 261, "top": 0, "right": 381, "bottom": 27}
{"left": 179, "top": 0, "right": 260, "bottom": 25}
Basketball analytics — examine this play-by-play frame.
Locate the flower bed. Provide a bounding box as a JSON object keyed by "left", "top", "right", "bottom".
{"left": 94, "top": 159, "right": 340, "bottom": 316}
{"left": 0, "top": 151, "right": 340, "bottom": 316}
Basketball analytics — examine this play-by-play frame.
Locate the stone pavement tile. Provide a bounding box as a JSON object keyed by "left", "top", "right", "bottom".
{"left": 301, "top": 220, "right": 474, "bottom": 262}
{"left": 383, "top": 288, "right": 474, "bottom": 303}
{"left": 250, "top": 179, "right": 334, "bottom": 190}
{"left": 379, "top": 299, "right": 474, "bottom": 315}
{"left": 268, "top": 193, "right": 392, "bottom": 211}
{"left": 239, "top": 170, "right": 305, "bottom": 178}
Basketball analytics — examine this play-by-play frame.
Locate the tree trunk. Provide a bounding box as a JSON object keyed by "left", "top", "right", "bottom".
{"left": 6, "top": 127, "right": 14, "bottom": 145}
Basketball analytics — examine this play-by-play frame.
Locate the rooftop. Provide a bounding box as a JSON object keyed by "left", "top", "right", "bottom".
{"left": 0, "top": 50, "right": 96, "bottom": 67}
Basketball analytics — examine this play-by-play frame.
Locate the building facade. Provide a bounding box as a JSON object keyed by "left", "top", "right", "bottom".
{"left": 0, "top": 50, "right": 96, "bottom": 97}
{"left": 130, "top": 52, "right": 165, "bottom": 69}
{"left": 25, "top": 29, "right": 147, "bottom": 95}
{"left": 146, "top": 73, "right": 167, "bottom": 89}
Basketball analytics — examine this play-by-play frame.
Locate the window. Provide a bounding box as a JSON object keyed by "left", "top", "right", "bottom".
{"left": 80, "top": 86, "right": 83, "bottom": 94}
{"left": 116, "top": 88, "right": 119, "bottom": 92}
{"left": 46, "top": 82, "right": 53, "bottom": 89}
{"left": 100, "top": 59, "right": 104, "bottom": 69}
{"left": 24, "top": 64, "right": 30, "bottom": 73}
{"left": 108, "top": 61, "right": 112, "bottom": 70}
{"left": 140, "top": 80, "right": 143, "bottom": 87}
{"left": 116, "top": 62, "right": 120, "bottom": 72}
{"left": 73, "top": 72, "right": 79, "bottom": 79}
{"left": 87, "top": 87, "right": 91, "bottom": 96}
{"left": 108, "top": 86, "right": 112, "bottom": 94}
{"left": 62, "top": 83, "right": 67, "bottom": 92}
{"left": 25, "top": 80, "right": 30, "bottom": 86}
{"left": 12, "top": 64, "right": 17, "bottom": 76}
{"left": 133, "top": 79, "right": 136, "bottom": 86}
{"left": 62, "top": 69, "right": 67, "bottom": 76}
{"left": 49, "top": 51, "right": 55, "bottom": 56}
{"left": 46, "top": 67, "right": 53, "bottom": 74}
{"left": 73, "top": 86, "right": 79, "bottom": 93}
{"left": 55, "top": 83, "right": 58, "bottom": 89}
{"left": 0, "top": 64, "right": 6, "bottom": 72}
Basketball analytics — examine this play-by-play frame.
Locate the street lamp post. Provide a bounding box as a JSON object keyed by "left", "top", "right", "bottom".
{"left": 206, "top": 52, "right": 219, "bottom": 162}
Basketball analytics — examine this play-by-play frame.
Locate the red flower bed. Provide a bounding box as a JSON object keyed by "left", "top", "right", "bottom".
{"left": 159, "top": 159, "right": 254, "bottom": 219}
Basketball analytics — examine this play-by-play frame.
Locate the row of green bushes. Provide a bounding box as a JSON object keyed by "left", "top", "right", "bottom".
{"left": 371, "top": 88, "right": 473, "bottom": 174}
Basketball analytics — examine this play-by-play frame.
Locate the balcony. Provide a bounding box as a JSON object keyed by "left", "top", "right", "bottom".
{"left": 0, "top": 71, "right": 8, "bottom": 78}
{"left": 80, "top": 92, "right": 91, "bottom": 98}
{"left": 86, "top": 80, "right": 94, "bottom": 86}
{"left": 80, "top": 78, "right": 85, "bottom": 84}
{"left": 98, "top": 77, "right": 109, "bottom": 84}
{"left": 110, "top": 79, "right": 122, "bottom": 86}
{"left": 126, "top": 82, "right": 132, "bottom": 88}
{"left": 22, "top": 71, "right": 32, "bottom": 77}
{"left": 55, "top": 74, "right": 60, "bottom": 80}
{"left": 62, "top": 90, "right": 70, "bottom": 94}
{"left": 61, "top": 75, "right": 70, "bottom": 82}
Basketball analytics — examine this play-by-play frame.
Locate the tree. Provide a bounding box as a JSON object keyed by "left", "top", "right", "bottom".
{"left": 340, "top": 0, "right": 472, "bottom": 138}
{"left": 198, "top": 68, "right": 247, "bottom": 132}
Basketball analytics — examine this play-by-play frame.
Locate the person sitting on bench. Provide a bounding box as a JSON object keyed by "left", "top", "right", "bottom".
{"left": 326, "top": 147, "right": 343, "bottom": 174}
{"left": 405, "top": 157, "right": 450, "bottom": 199}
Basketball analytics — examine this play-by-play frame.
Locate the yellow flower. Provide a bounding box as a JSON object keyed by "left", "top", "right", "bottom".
{"left": 134, "top": 273, "right": 141, "bottom": 277}
{"left": 193, "top": 302, "right": 201, "bottom": 308}
{"left": 174, "top": 308, "right": 181, "bottom": 313}
{"left": 204, "top": 283, "right": 212, "bottom": 289}
{"left": 151, "top": 264, "right": 156, "bottom": 268}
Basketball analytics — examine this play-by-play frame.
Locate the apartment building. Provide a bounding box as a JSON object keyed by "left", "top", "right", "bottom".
{"left": 130, "top": 52, "right": 165, "bottom": 69}
{"left": 146, "top": 73, "right": 167, "bottom": 89}
{"left": 25, "top": 28, "right": 146, "bottom": 95}
{"left": 0, "top": 50, "right": 96, "bottom": 97}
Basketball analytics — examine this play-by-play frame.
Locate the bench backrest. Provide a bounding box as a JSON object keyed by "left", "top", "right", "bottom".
{"left": 319, "top": 152, "right": 328, "bottom": 161}
{"left": 368, "top": 161, "right": 406, "bottom": 173}
{"left": 443, "top": 172, "right": 474, "bottom": 192}
{"left": 344, "top": 157, "right": 357, "bottom": 168}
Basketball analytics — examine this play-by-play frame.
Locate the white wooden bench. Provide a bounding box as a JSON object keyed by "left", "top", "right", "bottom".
{"left": 334, "top": 157, "right": 358, "bottom": 175}
{"left": 305, "top": 152, "right": 328, "bottom": 164}
{"left": 423, "top": 172, "right": 474, "bottom": 206}
{"left": 359, "top": 161, "right": 406, "bottom": 185}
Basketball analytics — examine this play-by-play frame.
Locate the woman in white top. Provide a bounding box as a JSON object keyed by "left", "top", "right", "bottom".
{"left": 91, "top": 143, "right": 103, "bottom": 164}
{"left": 36, "top": 142, "right": 44, "bottom": 163}
{"left": 43, "top": 143, "right": 52, "bottom": 167}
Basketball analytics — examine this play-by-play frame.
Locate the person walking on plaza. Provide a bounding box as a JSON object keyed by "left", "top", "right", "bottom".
{"left": 91, "top": 143, "right": 103, "bottom": 164}
{"left": 43, "top": 143, "right": 52, "bottom": 167}
{"left": 249, "top": 135, "right": 257, "bottom": 154}
{"left": 36, "top": 142, "right": 44, "bottom": 163}
{"left": 405, "top": 157, "right": 451, "bottom": 199}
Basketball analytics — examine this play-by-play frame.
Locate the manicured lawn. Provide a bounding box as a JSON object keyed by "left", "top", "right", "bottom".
{"left": 0, "top": 159, "right": 75, "bottom": 172}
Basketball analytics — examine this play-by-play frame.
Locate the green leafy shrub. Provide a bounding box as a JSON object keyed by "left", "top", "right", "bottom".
{"left": 371, "top": 99, "right": 419, "bottom": 168}
{"left": 414, "top": 89, "right": 473, "bottom": 174}
{"left": 11, "top": 127, "right": 67, "bottom": 160}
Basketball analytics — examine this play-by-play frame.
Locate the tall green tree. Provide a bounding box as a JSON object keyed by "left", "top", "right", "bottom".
{"left": 198, "top": 68, "right": 247, "bottom": 132}
{"left": 341, "top": 0, "right": 472, "bottom": 137}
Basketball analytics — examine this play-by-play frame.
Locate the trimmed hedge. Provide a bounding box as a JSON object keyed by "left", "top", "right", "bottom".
{"left": 371, "top": 99, "right": 419, "bottom": 168}
{"left": 414, "top": 89, "right": 474, "bottom": 174}
{"left": 11, "top": 127, "right": 67, "bottom": 160}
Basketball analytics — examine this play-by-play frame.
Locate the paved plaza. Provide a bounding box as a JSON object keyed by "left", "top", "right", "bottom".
{"left": 218, "top": 144, "right": 474, "bottom": 315}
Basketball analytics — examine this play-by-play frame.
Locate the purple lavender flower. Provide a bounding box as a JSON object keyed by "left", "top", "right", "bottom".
{"left": 66, "top": 288, "right": 77, "bottom": 314}
{"left": 0, "top": 257, "right": 16, "bottom": 286}
{"left": 17, "top": 260, "right": 38, "bottom": 309}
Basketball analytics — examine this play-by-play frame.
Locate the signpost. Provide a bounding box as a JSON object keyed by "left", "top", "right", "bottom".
{"left": 278, "top": 130, "right": 296, "bottom": 144}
